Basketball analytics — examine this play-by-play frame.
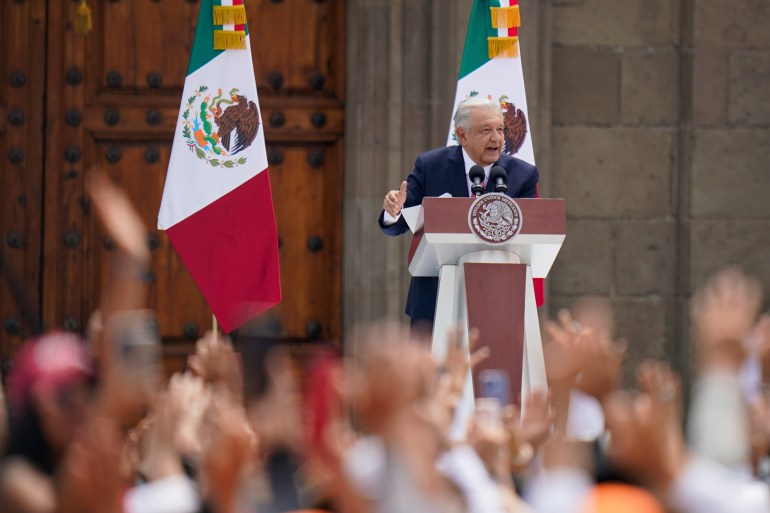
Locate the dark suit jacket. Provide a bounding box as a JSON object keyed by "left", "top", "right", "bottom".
{"left": 378, "top": 145, "right": 539, "bottom": 321}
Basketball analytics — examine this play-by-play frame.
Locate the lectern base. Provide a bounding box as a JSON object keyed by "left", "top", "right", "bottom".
{"left": 431, "top": 251, "right": 547, "bottom": 440}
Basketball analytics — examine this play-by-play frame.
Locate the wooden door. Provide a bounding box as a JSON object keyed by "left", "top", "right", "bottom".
{"left": 0, "top": 0, "right": 47, "bottom": 371}
{"left": 0, "top": 0, "right": 344, "bottom": 371}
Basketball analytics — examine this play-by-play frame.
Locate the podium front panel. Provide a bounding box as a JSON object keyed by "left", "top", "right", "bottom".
{"left": 464, "top": 262, "right": 526, "bottom": 406}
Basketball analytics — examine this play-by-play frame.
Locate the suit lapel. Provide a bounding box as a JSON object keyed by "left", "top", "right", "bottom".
{"left": 447, "top": 146, "right": 469, "bottom": 198}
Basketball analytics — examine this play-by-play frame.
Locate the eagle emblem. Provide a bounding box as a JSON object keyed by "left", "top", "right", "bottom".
{"left": 452, "top": 92, "right": 528, "bottom": 156}
{"left": 468, "top": 193, "right": 522, "bottom": 244}
{"left": 498, "top": 95, "right": 527, "bottom": 156}
{"left": 181, "top": 85, "right": 261, "bottom": 168}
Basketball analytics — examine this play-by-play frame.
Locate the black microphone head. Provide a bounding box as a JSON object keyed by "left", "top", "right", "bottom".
{"left": 469, "top": 165, "right": 485, "bottom": 183}
{"left": 489, "top": 166, "right": 507, "bottom": 184}
{"left": 490, "top": 166, "right": 508, "bottom": 193}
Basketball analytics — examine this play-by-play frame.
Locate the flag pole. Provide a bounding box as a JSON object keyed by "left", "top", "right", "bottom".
{"left": 212, "top": 315, "right": 218, "bottom": 337}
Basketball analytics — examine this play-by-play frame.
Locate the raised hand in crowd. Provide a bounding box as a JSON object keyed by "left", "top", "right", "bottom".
{"left": 88, "top": 173, "right": 161, "bottom": 428}
{"left": 87, "top": 172, "right": 151, "bottom": 341}
{"left": 167, "top": 372, "right": 210, "bottom": 459}
{"left": 346, "top": 322, "right": 468, "bottom": 512}
{"left": 87, "top": 171, "right": 150, "bottom": 267}
{"left": 347, "top": 322, "right": 433, "bottom": 437}
{"left": 246, "top": 346, "right": 304, "bottom": 457}
{"left": 574, "top": 334, "right": 626, "bottom": 405}
{"left": 188, "top": 331, "right": 244, "bottom": 402}
{"left": 122, "top": 415, "right": 153, "bottom": 485}
{"left": 691, "top": 266, "right": 763, "bottom": 372}
{"left": 200, "top": 389, "right": 257, "bottom": 513}
{"left": 604, "top": 360, "right": 685, "bottom": 491}
{"left": 543, "top": 309, "right": 588, "bottom": 387}
{"left": 469, "top": 405, "right": 535, "bottom": 513}
{"left": 688, "top": 267, "right": 765, "bottom": 470}
{"left": 516, "top": 389, "right": 553, "bottom": 455}
{"left": 469, "top": 399, "right": 508, "bottom": 479}
{"left": 138, "top": 391, "right": 186, "bottom": 483}
{"left": 542, "top": 309, "right": 591, "bottom": 434}
{"left": 435, "top": 327, "right": 489, "bottom": 435}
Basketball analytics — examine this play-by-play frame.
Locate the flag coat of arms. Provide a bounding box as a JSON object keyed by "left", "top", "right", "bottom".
{"left": 158, "top": 0, "right": 280, "bottom": 333}
{"left": 447, "top": 0, "right": 544, "bottom": 305}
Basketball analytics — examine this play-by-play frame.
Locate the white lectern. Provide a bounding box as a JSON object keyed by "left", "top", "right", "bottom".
{"left": 407, "top": 197, "right": 566, "bottom": 436}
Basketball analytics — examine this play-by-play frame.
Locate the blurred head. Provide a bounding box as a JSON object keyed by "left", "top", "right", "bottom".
{"left": 8, "top": 331, "right": 94, "bottom": 456}
{"left": 454, "top": 97, "right": 504, "bottom": 166}
{"left": 572, "top": 296, "right": 616, "bottom": 339}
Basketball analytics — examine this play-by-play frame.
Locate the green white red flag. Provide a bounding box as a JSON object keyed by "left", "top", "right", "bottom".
{"left": 447, "top": 0, "right": 544, "bottom": 304}
{"left": 158, "top": 0, "right": 281, "bottom": 333}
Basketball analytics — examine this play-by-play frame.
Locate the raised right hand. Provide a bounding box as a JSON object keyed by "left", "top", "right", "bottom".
{"left": 383, "top": 180, "right": 407, "bottom": 217}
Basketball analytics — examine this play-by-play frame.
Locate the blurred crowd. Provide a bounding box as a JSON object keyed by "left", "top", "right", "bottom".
{"left": 1, "top": 175, "right": 770, "bottom": 513}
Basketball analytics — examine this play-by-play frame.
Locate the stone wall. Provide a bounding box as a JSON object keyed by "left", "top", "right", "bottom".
{"left": 548, "top": 0, "right": 682, "bottom": 382}
{"left": 548, "top": 0, "right": 770, "bottom": 384}
{"left": 344, "top": 0, "right": 770, "bottom": 384}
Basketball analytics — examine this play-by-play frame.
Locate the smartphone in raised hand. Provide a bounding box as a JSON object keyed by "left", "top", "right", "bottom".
{"left": 479, "top": 369, "right": 510, "bottom": 407}
{"left": 105, "top": 310, "right": 161, "bottom": 378}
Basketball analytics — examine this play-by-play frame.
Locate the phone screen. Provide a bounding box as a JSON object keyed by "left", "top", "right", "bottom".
{"left": 479, "top": 369, "right": 510, "bottom": 406}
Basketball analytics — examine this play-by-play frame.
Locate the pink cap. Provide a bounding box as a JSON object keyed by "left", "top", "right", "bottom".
{"left": 8, "top": 331, "right": 94, "bottom": 411}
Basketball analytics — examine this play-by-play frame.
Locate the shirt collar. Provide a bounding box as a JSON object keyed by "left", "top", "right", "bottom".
{"left": 461, "top": 148, "right": 493, "bottom": 177}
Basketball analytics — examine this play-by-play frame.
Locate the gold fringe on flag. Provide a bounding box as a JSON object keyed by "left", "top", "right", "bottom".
{"left": 490, "top": 5, "right": 521, "bottom": 29}
{"left": 75, "top": 0, "right": 92, "bottom": 36}
{"left": 213, "top": 5, "right": 247, "bottom": 26}
{"left": 487, "top": 36, "right": 519, "bottom": 58}
{"left": 214, "top": 30, "right": 247, "bottom": 50}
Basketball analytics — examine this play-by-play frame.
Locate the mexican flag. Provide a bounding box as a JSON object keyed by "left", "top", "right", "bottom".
{"left": 447, "top": 0, "right": 543, "bottom": 305}
{"left": 158, "top": 0, "right": 281, "bottom": 333}
{"left": 447, "top": 0, "right": 534, "bottom": 165}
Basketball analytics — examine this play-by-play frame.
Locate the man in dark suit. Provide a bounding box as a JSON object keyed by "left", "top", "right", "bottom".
{"left": 378, "top": 97, "right": 539, "bottom": 325}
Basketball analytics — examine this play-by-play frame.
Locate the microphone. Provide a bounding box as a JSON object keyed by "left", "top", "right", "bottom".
{"left": 469, "top": 165, "right": 485, "bottom": 197}
{"left": 490, "top": 166, "right": 508, "bottom": 193}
